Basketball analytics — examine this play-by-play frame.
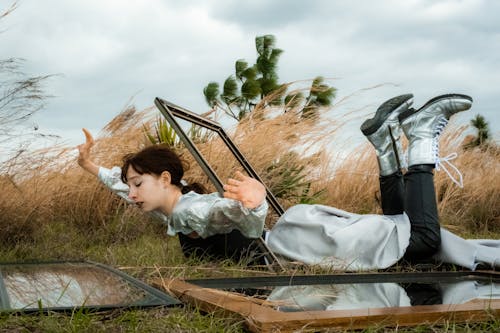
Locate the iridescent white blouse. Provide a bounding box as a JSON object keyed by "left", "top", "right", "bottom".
{"left": 97, "top": 166, "right": 267, "bottom": 239}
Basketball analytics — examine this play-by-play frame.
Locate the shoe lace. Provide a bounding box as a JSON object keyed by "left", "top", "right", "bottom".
{"left": 433, "top": 117, "right": 464, "bottom": 187}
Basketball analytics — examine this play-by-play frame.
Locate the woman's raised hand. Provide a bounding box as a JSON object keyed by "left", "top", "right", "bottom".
{"left": 76, "top": 128, "right": 99, "bottom": 176}
{"left": 223, "top": 171, "right": 266, "bottom": 209}
{"left": 77, "top": 128, "right": 94, "bottom": 165}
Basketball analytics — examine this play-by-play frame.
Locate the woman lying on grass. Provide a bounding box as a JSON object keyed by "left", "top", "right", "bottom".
{"left": 78, "top": 93, "right": 500, "bottom": 271}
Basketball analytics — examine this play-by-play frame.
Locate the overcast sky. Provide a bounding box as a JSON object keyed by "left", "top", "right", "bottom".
{"left": 1, "top": 0, "right": 499, "bottom": 151}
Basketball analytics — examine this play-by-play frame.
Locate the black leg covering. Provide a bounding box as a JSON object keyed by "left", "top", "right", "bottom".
{"left": 402, "top": 283, "right": 442, "bottom": 305}
{"left": 380, "top": 171, "right": 405, "bottom": 215}
{"left": 403, "top": 164, "right": 441, "bottom": 261}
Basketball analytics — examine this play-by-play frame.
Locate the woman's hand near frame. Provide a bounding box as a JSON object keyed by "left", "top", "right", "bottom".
{"left": 223, "top": 171, "right": 266, "bottom": 209}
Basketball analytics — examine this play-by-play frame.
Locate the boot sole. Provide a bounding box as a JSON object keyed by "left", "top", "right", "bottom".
{"left": 360, "top": 94, "right": 413, "bottom": 135}
{"left": 398, "top": 93, "right": 473, "bottom": 123}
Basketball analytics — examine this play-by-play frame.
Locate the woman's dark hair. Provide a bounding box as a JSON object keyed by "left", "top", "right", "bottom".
{"left": 121, "top": 145, "right": 206, "bottom": 194}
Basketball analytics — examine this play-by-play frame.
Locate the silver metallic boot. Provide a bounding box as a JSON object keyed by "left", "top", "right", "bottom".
{"left": 361, "top": 94, "right": 414, "bottom": 176}
{"left": 399, "top": 94, "right": 473, "bottom": 186}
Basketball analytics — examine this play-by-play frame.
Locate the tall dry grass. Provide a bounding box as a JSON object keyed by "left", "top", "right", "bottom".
{"left": 0, "top": 100, "right": 498, "bottom": 256}
{"left": 435, "top": 138, "right": 500, "bottom": 233}
{"left": 0, "top": 106, "right": 155, "bottom": 248}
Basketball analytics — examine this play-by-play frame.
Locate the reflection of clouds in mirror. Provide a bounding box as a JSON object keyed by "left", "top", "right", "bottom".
{"left": 5, "top": 273, "right": 83, "bottom": 309}
{"left": 3, "top": 265, "right": 144, "bottom": 309}
{"left": 266, "top": 281, "right": 500, "bottom": 312}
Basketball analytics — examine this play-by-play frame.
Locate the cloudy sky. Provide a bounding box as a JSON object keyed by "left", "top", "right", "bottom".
{"left": 1, "top": 0, "right": 499, "bottom": 150}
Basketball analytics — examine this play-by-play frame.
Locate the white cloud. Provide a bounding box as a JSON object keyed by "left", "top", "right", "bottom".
{"left": 0, "top": 0, "right": 498, "bottom": 151}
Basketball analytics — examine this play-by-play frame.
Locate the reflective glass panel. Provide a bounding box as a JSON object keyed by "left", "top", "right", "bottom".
{"left": 0, "top": 261, "right": 180, "bottom": 312}
{"left": 264, "top": 280, "right": 500, "bottom": 312}
{"left": 187, "top": 272, "right": 500, "bottom": 312}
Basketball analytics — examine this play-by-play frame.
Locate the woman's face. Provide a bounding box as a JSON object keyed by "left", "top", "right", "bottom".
{"left": 126, "top": 166, "right": 166, "bottom": 212}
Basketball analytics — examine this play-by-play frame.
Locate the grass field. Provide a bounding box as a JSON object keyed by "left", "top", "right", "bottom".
{"left": 1, "top": 102, "right": 499, "bottom": 332}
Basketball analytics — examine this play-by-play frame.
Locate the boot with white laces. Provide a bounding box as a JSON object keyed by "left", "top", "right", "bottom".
{"left": 361, "top": 94, "right": 414, "bottom": 176}
{"left": 399, "top": 94, "right": 473, "bottom": 186}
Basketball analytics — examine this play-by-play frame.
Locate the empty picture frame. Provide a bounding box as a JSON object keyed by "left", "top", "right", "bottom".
{"left": 154, "top": 271, "right": 500, "bottom": 332}
{"left": 154, "top": 97, "right": 284, "bottom": 216}
{"left": 154, "top": 97, "right": 285, "bottom": 270}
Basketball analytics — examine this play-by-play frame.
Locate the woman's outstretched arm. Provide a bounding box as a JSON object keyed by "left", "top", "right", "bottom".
{"left": 173, "top": 171, "right": 268, "bottom": 238}
{"left": 76, "top": 128, "right": 131, "bottom": 202}
{"left": 75, "top": 130, "right": 171, "bottom": 229}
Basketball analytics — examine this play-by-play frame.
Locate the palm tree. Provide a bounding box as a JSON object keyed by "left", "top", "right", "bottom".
{"left": 203, "top": 35, "right": 336, "bottom": 121}
{"left": 470, "top": 114, "right": 490, "bottom": 147}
